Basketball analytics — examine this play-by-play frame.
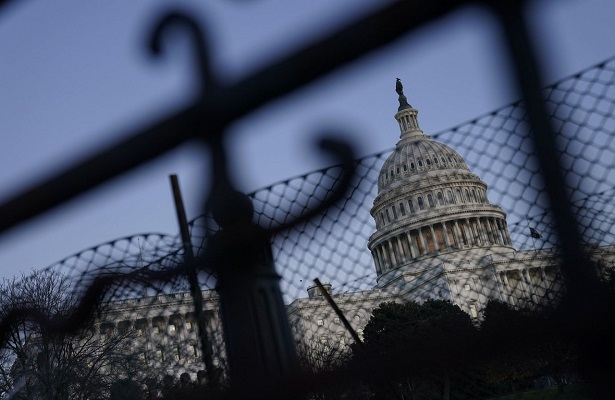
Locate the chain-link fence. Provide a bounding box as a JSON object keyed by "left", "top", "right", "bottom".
{"left": 1, "top": 55, "right": 614, "bottom": 399}
{"left": 2, "top": 0, "right": 615, "bottom": 397}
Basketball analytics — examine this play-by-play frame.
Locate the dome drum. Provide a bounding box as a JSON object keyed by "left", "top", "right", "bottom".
{"left": 370, "top": 216, "right": 513, "bottom": 277}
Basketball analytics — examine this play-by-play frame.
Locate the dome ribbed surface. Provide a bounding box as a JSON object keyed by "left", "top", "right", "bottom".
{"left": 378, "top": 136, "right": 470, "bottom": 192}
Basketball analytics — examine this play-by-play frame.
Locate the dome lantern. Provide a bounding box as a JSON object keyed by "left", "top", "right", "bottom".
{"left": 394, "top": 79, "right": 424, "bottom": 140}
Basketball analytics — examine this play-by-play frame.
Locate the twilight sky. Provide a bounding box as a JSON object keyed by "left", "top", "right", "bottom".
{"left": 0, "top": 0, "right": 614, "bottom": 277}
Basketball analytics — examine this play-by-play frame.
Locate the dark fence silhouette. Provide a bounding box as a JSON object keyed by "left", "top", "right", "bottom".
{"left": 0, "top": 1, "right": 614, "bottom": 399}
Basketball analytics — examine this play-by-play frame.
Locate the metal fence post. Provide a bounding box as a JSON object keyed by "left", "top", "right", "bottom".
{"left": 206, "top": 189, "right": 300, "bottom": 397}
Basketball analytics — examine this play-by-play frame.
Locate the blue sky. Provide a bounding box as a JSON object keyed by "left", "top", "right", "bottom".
{"left": 0, "top": 0, "right": 614, "bottom": 277}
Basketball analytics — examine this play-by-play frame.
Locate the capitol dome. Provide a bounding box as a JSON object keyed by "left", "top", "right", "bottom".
{"left": 378, "top": 135, "right": 471, "bottom": 193}
{"left": 368, "top": 80, "right": 513, "bottom": 281}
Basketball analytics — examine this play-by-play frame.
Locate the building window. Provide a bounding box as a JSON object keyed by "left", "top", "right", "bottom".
{"left": 418, "top": 160, "right": 423, "bottom": 167}
{"left": 428, "top": 194, "right": 435, "bottom": 208}
{"left": 386, "top": 209, "right": 391, "bottom": 222}
{"left": 472, "top": 189, "right": 477, "bottom": 202}
{"left": 189, "top": 344, "right": 199, "bottom": 358}
{"left": 434, "top": 157, "right": 438, "bottom": 164}
{"left": 399, "top": 203, "right": 406, "bottom": 216}
{"left": 437, "top": 192, "right": 444, "bottom": 205}
{"left": 469, "top": 304, "right": 478, "bottom": 319}
{"left": 418, "top": 197, "right": 425, "bottom": 210}
{"left": 410, "top": 162, "right": 415, "bottom": 170}
{"left": 426, "top": 230, "right": 435, "bottom": 253}
{"left": 396, "top": 167, "right": 400, "bottom": 174}
{"left": 317, "top": 319, "right": 324, "bottom": 326}
{"left": 447, "top": 190, "right": 455, "bottom": 204}
{"left": 156, "top": 347, "right": 164, "bottom": 363}
{"left": 174, "top": 346, "right": 182, "bottom": 362}
{"left": 465, "top": 189, "right": 470, "bottom": 203}
{"left": 403, "top": 164, "right": 407, "bottom": 171}
{"left": 392, "top": 206, "right": 397, "bottom": 219}
{"left": 426, "top": 159, "right": 431, "bottom": 166}
{"left": 456, "top": 189, "right": 463, "bottom": 203}
{"left": 436, "top": 227, "right": 445, "bottom": 249}
{"left": 408, "top": 198, "right": 415, "bottom": 214}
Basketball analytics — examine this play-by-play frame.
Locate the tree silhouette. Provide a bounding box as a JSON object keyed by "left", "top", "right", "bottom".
{"left": 0, "top": 270, "right": 147, "bottom": 399}
{"left": 359, "top": 300, "right": 477, "bottom": 400}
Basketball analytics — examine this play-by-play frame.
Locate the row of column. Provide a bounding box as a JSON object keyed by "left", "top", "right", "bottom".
{"left": 372, "top": 216, "right": 512, "bottom": 274}
{"left": 499, "top": 267, "right": 559, "bottom": 306}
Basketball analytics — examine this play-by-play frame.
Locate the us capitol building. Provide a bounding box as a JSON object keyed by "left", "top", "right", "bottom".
{"left": 286, "top": 80, "right": 614, "bottom": 349}
{"left": 88, "top": 81, "right": 615, "bottom": 377}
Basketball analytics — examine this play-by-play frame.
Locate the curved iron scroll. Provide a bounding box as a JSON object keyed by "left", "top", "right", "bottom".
{"left": 0, "top": 11, "right": 357, "bottom": 383}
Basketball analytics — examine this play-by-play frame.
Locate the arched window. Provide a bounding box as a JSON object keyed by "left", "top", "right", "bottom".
{"left": 418, "top": 197, "right": 425, "bottom": 210}
{"left": 418, "top": 160, "right": 423, "bottom": 167}
{"left": 396, "top": 167, "right": 400, "bottom": 174}
{"left": 465, "top": 189, "right": 470, "bottom": 203}
{"left": 392, "top": 206, "right": 397, "bottom": 220}
{"left": 399, "top": 203, "right": 406, "bottom": 216}
{"left": 380, "top": 212, "right": 385, "bottom": 226}
{"left": 434, "top": 157, "right": 439, "bottom": 164}
{"left": 447, "top": 190, "right": 455, "bottom": 204}
{"left": 456, "top": 189, "right": 463, "bottom": 203}
{"left": 472, "top": 189, "right": 477, "bottom": 202}
{"left": 426, "top": 159, "right": 431, "bottom": 166}
{"left": 403, "top": 164, "right": 407, "bottom": 171}
{"left": 385, "top": 209, "right": 391, "bottom": 222}
{"left": 410, "top": 162, "right": 415, "bottom": 170}
{"left": 408, "top": 198, "right": 415, "bottom": 214}
{"left": 437, "top": 192, "right": 444, "bottom": 206}
{"left": 428, "top": 194, "right": 435, "bottom": 208}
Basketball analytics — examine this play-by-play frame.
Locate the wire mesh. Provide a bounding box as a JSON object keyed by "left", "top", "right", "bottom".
{"left": 2, "top": 55, "right": 615, "bottom": 399}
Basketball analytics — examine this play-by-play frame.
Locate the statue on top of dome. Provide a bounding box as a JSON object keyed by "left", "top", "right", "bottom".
{"left": 395, "top": 78, "right": 404, "bottom": 96}
{"left": 395, "top": 78, "right": 411, "bottom": 111}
